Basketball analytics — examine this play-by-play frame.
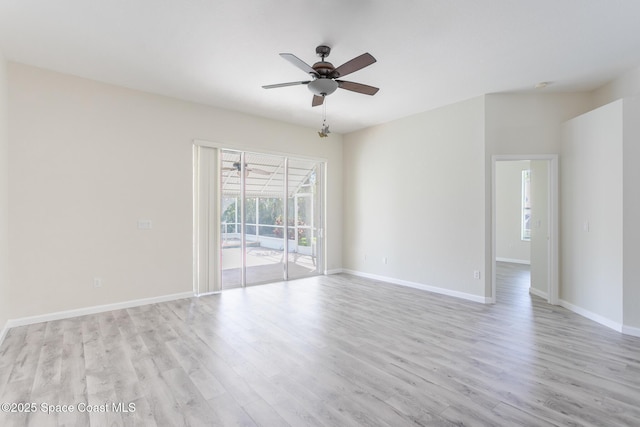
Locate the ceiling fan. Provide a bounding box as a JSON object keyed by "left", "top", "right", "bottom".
{"left": 262, "top": 45, "right": 379, "bottom": 107}
{"left": 223, "top": 160, "right": 271, "bottom": 176}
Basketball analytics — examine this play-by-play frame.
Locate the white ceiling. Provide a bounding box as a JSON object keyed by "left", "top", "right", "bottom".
{"left": 1, "top": 0, "right": 640, "bottom": 134}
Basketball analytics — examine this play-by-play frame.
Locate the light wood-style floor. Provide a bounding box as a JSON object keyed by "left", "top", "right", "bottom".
{"left": 1, "top": 262, "right": 640, "bottom": 426}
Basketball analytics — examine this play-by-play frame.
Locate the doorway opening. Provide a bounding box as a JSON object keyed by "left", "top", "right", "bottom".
{"left": 491, "top": 155, "right": 558, "bottom": 305}
{"left": 495, "top": 160, "right": 533, "bottom": 303}
{"left": 194, "top": 145, "right": 325, "bottom": 294}
{"left": 495, "top": 261, "right": 532, "bottom": 306}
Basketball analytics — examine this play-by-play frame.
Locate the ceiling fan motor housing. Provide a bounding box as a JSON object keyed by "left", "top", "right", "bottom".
{"left": 312, "top": 61, "right": 335, "bottom": 76}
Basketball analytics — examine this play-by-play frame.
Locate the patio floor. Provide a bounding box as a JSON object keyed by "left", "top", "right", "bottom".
{"left": 221, "top": 246, "right": 318, "bottom": 289}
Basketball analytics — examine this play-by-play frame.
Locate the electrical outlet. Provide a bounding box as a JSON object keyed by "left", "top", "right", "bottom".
{"left": 137, "top": 219, "right": 153, "bottom": 230}
{"left": 383, "top": 257, "right": 388, "bottom": 264}
{"left": 473, "top": 270, "right": 481, "bottom": 280}
{"left": 93, "top": 277, "right": 103, "bottom": 288}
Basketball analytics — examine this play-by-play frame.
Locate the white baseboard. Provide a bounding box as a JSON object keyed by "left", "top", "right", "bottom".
{"left": 3, "top": 291, "right": 195, "bottom": 332}
{"left": 622, "top": 325, "right": 640, "bottom": 338}
{"left": 559, "top": 299, "right": 623, "bottom": 333}
{"left": 0, "top": 322, "right": 9, "bottom": 348}
{"left": 325, "top": 268, "right": 344, "bottom": 275}
{"left": 342, "top": 269, "right": 490, "bottom": 304}
{"left": 496, "top": 257, "right": 531, "bottom": 265}
{"left": 529, "top": 287, "right": 548, "bottom": 300}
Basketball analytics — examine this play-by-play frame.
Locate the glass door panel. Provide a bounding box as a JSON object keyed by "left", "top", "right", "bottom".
{"left": 244, "top": 152, "right": 286, "bottom": 286}
{"left": 287, "top": 159, "right": 323, "bottom": 279}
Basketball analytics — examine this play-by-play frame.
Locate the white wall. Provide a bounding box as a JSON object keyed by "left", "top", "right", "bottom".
{"left": 0, "top": 54, "right": 8, "bottom": 333}
{"left": 583, "top": 68, "right": 640, "bottom": 333}
{"left": 7, "top": 63, "right": 343, "bottom": 320}
{"left": 560, "top": 101, "right": 623, "bottom": 324}
{"left": 485, "top": 93, "right": 594, "bottom": 155}
{"left": 623, "top": 96, "right": 640, "bottom": 330}
{"left": 343, "top": 97, "right": 486, "bottom": 300}
{"left": 495, "top": 160, "right": 530, "bottom": 264}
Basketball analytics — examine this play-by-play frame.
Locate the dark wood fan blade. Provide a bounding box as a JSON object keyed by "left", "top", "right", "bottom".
{"left": 262, "top": 81, "right": 310, "bottom": 89}
{"left": 280, "top": 53, "right": 317, "bottom": 75}
{"left": 337, "top": 80, "right": 379, "bottom": 95}
{"left": 332, "top": 53, "right": 376, "bottom": 78}
{"left": 312, "top": 95, "right": 324, "bottom": 107}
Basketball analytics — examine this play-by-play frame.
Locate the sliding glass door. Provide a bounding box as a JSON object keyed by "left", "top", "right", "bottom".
{"left": 217, "top": 149, "right": 323, "bottom": 289}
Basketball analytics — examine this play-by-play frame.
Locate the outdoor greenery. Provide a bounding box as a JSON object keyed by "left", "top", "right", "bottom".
{"left": 222, "top": 196, "right": 311, "bottom": 244}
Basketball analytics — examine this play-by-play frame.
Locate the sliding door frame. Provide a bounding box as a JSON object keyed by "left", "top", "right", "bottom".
{"left": 193, "top": 140, "right": 326, "bottom": 294}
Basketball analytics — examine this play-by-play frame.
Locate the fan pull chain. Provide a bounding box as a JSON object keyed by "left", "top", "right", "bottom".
{"left": 318, "top": 96, "right": 330, "bottom": 138}
{"left": 322, "top": 97, "right": 326, "bottom": 126}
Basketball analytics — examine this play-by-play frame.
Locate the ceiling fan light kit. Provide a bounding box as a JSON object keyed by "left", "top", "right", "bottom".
{"left": 307, "top": 78, "right": 338, "bottom": 96}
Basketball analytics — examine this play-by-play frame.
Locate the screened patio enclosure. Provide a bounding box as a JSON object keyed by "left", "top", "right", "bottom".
{"left": 193, "top": 145, "right": 324, "bottom": 293}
